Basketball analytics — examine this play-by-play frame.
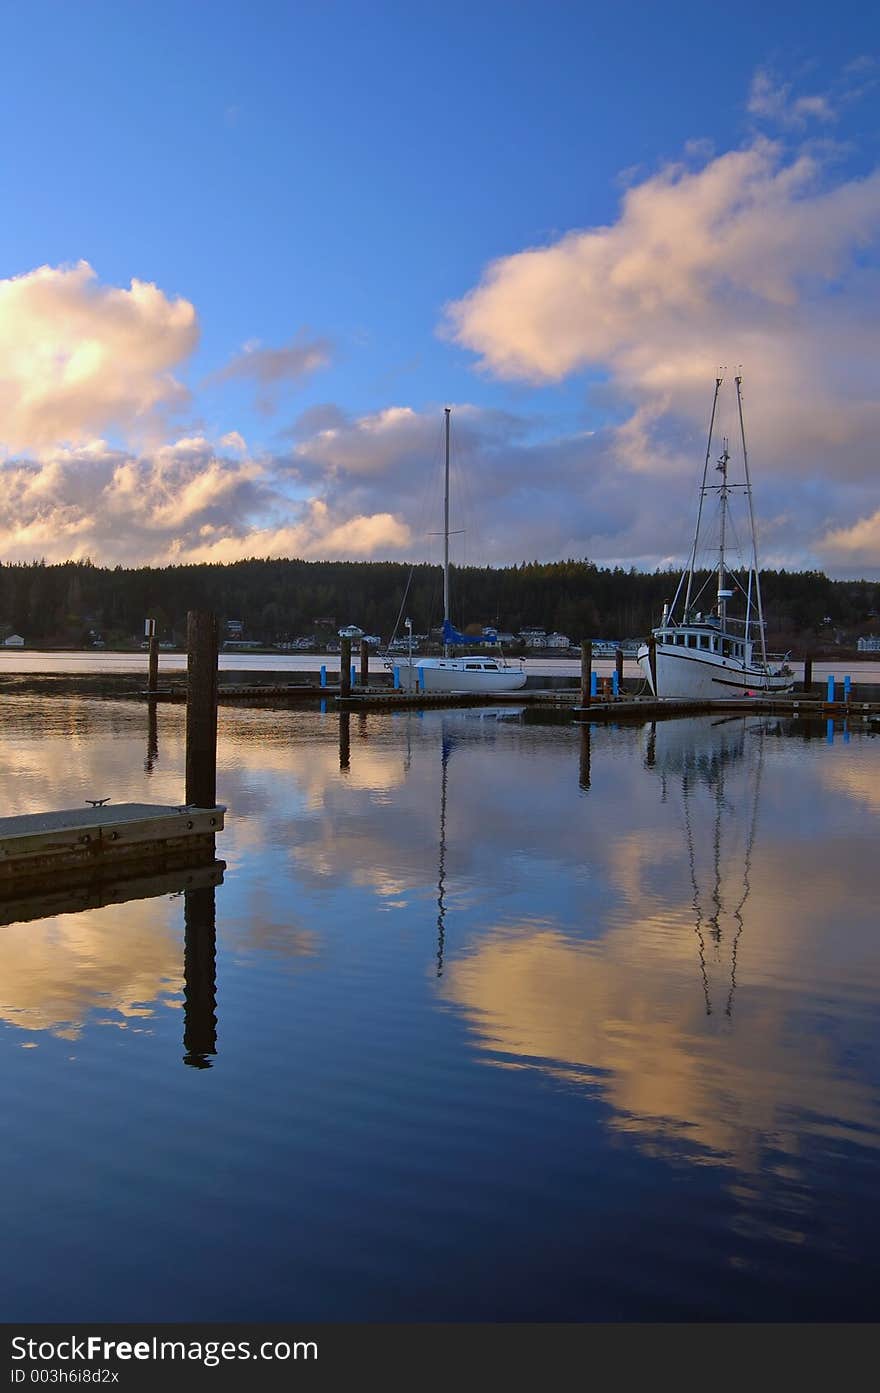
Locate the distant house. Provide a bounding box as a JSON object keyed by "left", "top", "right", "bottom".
{"left": 545, "top": 632, "right": 571, "bottom": 649}
{"left": 857, "top": 635, "right": 880, "bottom": 652}
{"left": 338, "top": 624, "right": 364, "bottom": 639}
{"left": 3, "top": 634, "right": 24, "bottom": 648}
{"left": 225, "top": 619, "right": 244, "bottom": 637}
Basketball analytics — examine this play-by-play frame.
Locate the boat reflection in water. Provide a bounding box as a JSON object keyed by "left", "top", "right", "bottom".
{"left": 440, "top": 714, "right": 880, "bottom": 1180}
{"left": 643, "top": 715, "right": 768, "bottom": 1018}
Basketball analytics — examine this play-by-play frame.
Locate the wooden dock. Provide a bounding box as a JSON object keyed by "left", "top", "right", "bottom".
{"left": 0, "top": 802, "right": 225, "bottom": 896}
{"left": 572, "top": 695, "right": 880, "bottom": 722}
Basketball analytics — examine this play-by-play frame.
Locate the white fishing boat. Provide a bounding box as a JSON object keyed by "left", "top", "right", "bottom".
{"left": 637, "top": 375, "right": 793, "bottom": 699}
{"left": 388, "top": 408, "right": 526, "bottom": 694}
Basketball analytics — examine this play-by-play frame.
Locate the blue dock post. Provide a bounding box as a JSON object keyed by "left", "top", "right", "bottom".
{"left": 417, "top": 666, "right": 424, "bottom": 693}
{"left": 827, "top": 674, "right": 835, "bottom": 703}
{"left": 351, "top": 664, "right": 356, "bottom": 689}
{"left": 612, "top": 670, "right": 619, "bottom": 697}
{"left": 590, "top": 672, "right": 598, "bottom": 698}
{"left": 320, "top": 664, "right": 327, "bottom": 688}
{"left": 393, "top": 666, "right": 400, "bottom": 690}
{"left": 844, "top": 674, "right": 851, "bottom": 702}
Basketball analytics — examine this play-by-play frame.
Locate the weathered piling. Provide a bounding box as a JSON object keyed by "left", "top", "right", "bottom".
{"left": 340, "top": 637, "right": 352, "bottom": 697}
{"left": 615, "top": 647, "right": 624, "bottom": 690}
{"left": 185, "top": 610, "right": 219, "bottom": 809}
{"left": 146, "top": 618, "right": 159, "bottom": 696}
{"left": 360, "top": 639, "right": 370, "bottom": 685}
{"left": 580, "top": 641, "right": 593, "bottom": 707}
{"left": 803, "top": 654, "right": 813, "bottom": 693}
{"left": 183, "top": 883, "right": 217, "bottom": 1069}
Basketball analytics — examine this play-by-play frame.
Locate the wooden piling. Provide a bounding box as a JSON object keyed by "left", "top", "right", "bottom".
{"left": 340, "top": 636, "right": 352, "bottom": 697}
{"left": 615, "top": 648, "right": 624, "bottom": 690}
{"left": 580, "top": 640, "right": 593, "bottom": 707}
{"left": 360, "top": 638, "right": 370, "bottom": 686}
{"left": 185, "top": 610, "right": 219, "bottom": 809}
{"left": 803, "top": 653, "right": 813, "bottom": 694}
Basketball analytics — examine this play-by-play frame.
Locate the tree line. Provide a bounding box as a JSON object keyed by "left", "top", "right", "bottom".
{"left": 0, "top": 556, "right": 876, "bottom": 652}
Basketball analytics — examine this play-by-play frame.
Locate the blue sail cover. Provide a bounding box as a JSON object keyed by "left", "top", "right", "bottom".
{"left": 442, "top": 620, "right": 497, "bottom": 645}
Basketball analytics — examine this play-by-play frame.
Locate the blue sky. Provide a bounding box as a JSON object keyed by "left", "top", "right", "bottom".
{"left": 1, "top": 2, "right": 879, "bottom": 572}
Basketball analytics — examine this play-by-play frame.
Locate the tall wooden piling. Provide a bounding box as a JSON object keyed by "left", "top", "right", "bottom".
{"left": 580, "top": 640, "right": 593, "bottom": 707}
{"left": 615, "top": 647, "right": 624, "bottom": 691}
{"left": 803, "top": 653, "right": 813, "bottom": 694}
{"left": 360, "top": 638, "right": 370, "bottom": 686}
{"left": 340, "top": 637, "right": 352, "bottom": 697}
{"left": 185, "top": 610, "right": 219, "bottom": 809}
{"left": 183, "top": 883, "right": 217, "bottom": 1069}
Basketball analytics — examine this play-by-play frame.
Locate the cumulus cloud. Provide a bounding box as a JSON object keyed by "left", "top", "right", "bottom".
{"left": 445, "top": 131, "right": 880, "bottom": 574}
{"left": 0, "top": 261, "right": 198, "bottom": 452}
{"left": 0, "top": 436, "right": 411, "bottom": 566}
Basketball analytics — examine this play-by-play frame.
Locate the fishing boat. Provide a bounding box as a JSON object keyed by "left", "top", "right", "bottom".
{"left": 637, "top": 375, "right": 793, "bottom": 699}
{"left": 389, "top": 408, "right": 526, "bottom": 694}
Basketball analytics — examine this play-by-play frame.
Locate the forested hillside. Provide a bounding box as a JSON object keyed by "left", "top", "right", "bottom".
{"left": 0, "top": 557, "right": 876, "bottom": 652}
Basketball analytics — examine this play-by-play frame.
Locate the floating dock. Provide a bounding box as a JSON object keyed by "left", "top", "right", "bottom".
{"left": 0, "top": 802, "right": 225, "bottom": 895}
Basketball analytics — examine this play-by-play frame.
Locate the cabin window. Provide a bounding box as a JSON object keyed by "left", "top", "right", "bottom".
{"left": 484, "top": 662, "right": 498, "bottom": 670}
{"left": 699, "top": 635, "right": 709, "bottom": 649}
{"left": 465, "top": 663, "right": 480, "bottom": 670}
{"left": 686, "top": 633, "right": 696, "bottom": 648}
{"left": 721, "top": 640, "right": 731, "bottom": 657}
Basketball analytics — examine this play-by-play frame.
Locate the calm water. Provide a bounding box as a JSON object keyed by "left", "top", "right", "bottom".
{"left": 0, "top": 696, "right": 878, "bottom": 1320}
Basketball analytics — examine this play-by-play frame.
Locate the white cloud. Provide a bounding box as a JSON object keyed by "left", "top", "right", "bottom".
{"left": 444, "top": 133, "right": 880, "bottom": 574}
{"left": 0, "top": 262, "right": 198, "bottom": 452}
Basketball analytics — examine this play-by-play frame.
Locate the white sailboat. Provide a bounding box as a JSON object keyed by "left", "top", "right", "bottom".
{"left": 390, "top": 408, "right": 526, "bottom": 694}
{"left": 637, "top": 375, "right": 793, "bottom": 699}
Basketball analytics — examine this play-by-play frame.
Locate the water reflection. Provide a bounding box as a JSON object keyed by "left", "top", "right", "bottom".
{"left": 1, "top": 697, "right": 879, "bottom": 1320}
{"left": 183, "top": 883, "right": 218, "bottom": 1069}
{"left": 439, "top": 714, "right": 880, "bottom": 1176}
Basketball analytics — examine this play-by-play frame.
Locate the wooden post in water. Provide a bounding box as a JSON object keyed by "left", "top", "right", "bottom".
{"left": 340, "top": 637, "right": 352, "bottom": 697}
{"left": 580, "top": 640, "right": 592, "bottom": 707}
{"left": 803, "top": 653, "right": 813, "bottom": 694}
{"left": 185, "top": 610, "right": 219, "bottom": 809}
{"left": 615, "top": 647, "right": 624, "bottom": 695}
{"left": 360, "top": 638, "right": 370, "bottom": 687}
{"left": 146, "top": 618, "right": 159, "bottom": 696}
{"left": 183, "top": 883, "right": 217, "bottom": 1069}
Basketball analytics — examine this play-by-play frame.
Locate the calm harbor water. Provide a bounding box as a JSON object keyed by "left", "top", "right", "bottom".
{"left": 1, "top": 696, "right": 878, "bottom": 1320}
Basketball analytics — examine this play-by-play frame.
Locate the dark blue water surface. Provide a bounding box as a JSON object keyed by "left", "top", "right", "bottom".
{"left": 1, "top": 696, "right": 878, "bottom": 1320}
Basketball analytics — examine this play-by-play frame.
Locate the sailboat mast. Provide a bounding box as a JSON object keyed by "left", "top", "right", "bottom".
{"left": 735, "top": 375, "right": 768, "bottom": 669}
{"left": 683, "top": 376, "right": 722, "bottom": 621}
{"left": 443, "top": 406, "right": 451, "bottom": 657}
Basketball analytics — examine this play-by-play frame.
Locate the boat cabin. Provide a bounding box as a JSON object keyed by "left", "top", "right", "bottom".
{"left": 656, "top": 628, "right": 751, "bottom": 662}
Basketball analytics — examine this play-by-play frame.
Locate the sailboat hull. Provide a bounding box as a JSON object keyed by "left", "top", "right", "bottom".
{"left": 637, "top": 642, "right": 793, "bottom": 699}
{"left": 393, "top": 658, "right": 527, "bottom": 693}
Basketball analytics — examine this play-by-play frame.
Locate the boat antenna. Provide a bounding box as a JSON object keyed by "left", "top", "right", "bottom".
{"left": 683, "top": 376, "right": 722, "bottom": 622}
{"left": 716, "top": 438, "right": 730, "bottom": 628}
{"left": 443, "top": 406, "right": 451, "bottom": 658}
{"left": 735, "top": 374, "right": 768, "bottom": 670}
